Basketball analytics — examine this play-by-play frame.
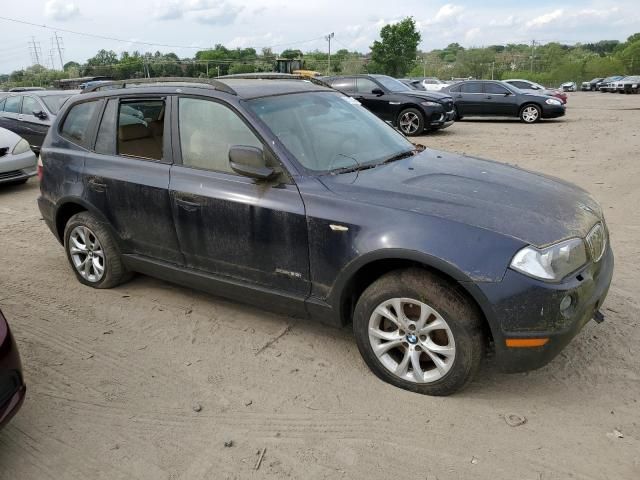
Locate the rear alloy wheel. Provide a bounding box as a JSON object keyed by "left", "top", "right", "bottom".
{"left": 353, "top": 269, "right": 485, "bottom": 396}
{"left": 520, "top": 104, "right": 541, "bottom": 123}
{"left": 398, "top": 108, "right": 424, "bottom": 136}
{"left": 64, "top": 212, "right": 131, "bottom": 288}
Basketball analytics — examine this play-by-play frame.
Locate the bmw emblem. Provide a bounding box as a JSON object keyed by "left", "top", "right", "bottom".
{"left": 406, "top": 334, "right": 418, "bottom": 344}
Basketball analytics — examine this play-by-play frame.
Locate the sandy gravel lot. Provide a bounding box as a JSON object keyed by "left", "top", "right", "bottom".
{"left": 0, "top": 92, "right": 638, "bottom": 479}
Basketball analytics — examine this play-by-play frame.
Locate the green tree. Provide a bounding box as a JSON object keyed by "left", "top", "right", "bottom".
{"left": 87, "top": 49, "right": 119, "bottom": 66}
{"left": 369, "top": 17, "right": 421, "bottom": 76}
{"left": 280, "top": 49, "right": 303, "bottom": 59}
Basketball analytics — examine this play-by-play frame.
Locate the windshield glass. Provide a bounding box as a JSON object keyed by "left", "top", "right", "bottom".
{"left": 375, "top": 76, "right": 410, "bottom": 92}
{"left": 41, "top": 94, "right": 72, "bottom": 114}
{"left": 248, "top": 92, "right": 415, "bottom": 173}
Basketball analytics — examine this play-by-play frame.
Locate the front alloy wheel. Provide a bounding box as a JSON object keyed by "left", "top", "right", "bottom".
{"left": 398, "top": 108, "right": 424, "bottom": 136}
{"left": 520, "top": 105, "right": 540, "bottom": 123}
{"left": 368, "top": 298, "right": 456, "bottom": 383}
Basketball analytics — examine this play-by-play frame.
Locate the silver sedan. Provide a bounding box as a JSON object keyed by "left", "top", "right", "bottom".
{"left": 0, "top": 127, "right": 37, "bottom": 185}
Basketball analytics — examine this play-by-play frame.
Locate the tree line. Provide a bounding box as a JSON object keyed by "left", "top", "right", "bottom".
{"left": 1, "top": 17, "right": 639, "bottom": 89}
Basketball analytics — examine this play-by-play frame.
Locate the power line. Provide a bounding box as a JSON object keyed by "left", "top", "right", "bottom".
{"left": 0, "top": 15, "right": 326, "bottom": 52}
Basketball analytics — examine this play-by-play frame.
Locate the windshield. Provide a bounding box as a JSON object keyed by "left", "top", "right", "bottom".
{"left": 41, "top": 94, "right": 73, "bottom": 114}
{"left": 375, "top": 76, "right": 411, "bottom": 93}
{"left": 248, "top": 92, "right": 415, "bottom": 173}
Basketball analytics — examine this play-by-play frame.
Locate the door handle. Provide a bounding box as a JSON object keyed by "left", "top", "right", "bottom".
{"left": 455, "top": 94, "right": 462, "bottom": 98}
{"left": 88, "top": 178, "right": 108, "bottom": 191}
{"left": 17, "top": 115, "right": 24, "bottom": 121}
{"left": 175, "top": 197, "right": 201, "bottom": 212}
{"left": 486, "top": 95, "right": 493, "bottom": 99}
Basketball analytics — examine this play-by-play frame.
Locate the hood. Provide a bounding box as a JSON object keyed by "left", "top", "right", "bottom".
{"left": 400, "top": 90, "right": 452, "bottom": 103}
{"left": 319, "top": 149, "right": 603, "bottom": 247}
{"left": 0, "top": 127, "right": 21, "bottom": 150}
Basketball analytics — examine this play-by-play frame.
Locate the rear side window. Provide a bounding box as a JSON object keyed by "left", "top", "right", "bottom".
{"left": 61, "top": 101, "right": 99, "bottom": 146}
{"left": 117, "top": 99, "right": 165, "bottom": 161}
{"left": 331, "top": 78, "right": 356, "bottom": 92}
{"left": 4, "top": 96, "right": 22, "bottom": 113}
{"left": 21, "top": 96, "right": 41, "bottom": 115}
{"left": 460, "top": 83, "right": 483, "bottom": 93}
{"left": 485, "top": 83, "right": 510, "bottom": 94}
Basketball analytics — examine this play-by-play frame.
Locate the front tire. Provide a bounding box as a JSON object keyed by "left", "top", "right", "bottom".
{"left": 64, "top": 212, "right": 131, "bottom": 289}
{"left": 397, "top": 108, "right": 424, "bottom": 136}
{"left": 520, "top": 104, "right": 541, "bottom": 123}
{"left": 353, "top": 269, "right": 485, "bottom": 396}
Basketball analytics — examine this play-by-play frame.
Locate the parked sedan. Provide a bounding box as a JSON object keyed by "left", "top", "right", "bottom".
{"left": 325, "top": 74, "right": 455, "bottom": 135}
{"left": 442, "top": 80, "right": 565, "bottom": 123}
{"left": 560, "top": 82, "right": 576, "bottom": 92}
{"left": 581, "top": 78, "right": 604, "bottom": 91}
{"left": 617, "top": 76, "right": 640, "bottom": 94}
{"left": 1, "top": 308, "right": 25, "bottom": 429}
{"left": 407, "top": 77, "right": 448, "bottom": 91}
{"left": 0, "top": 90, "right": 79, "bottom": 152}
{"left": 504, "top": 79, "right": 568, "bottom": 104}
{"left": 0, "top": 127, "right": 37, "bottom": 185}
{"left": 598, "top": 76, "right": 624, "bottom": 92}
{"left": 398, "top": 78, "right": 427, "bottom": 91}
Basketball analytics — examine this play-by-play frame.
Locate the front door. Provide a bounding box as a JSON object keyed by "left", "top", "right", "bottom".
{"left": 169, "top": 96, "right": 310, "bottom": 295}
{"left": 482, "top": 83, "right": 519, "bottom": 116}
{"left": 354, "top": 78, "right": 393, "bottom": 121}
{"left": 83, "top": 96, "right": 182, "bottom": 263}
{"left": 0, "top": 95, "right": 22, "bottom": 137}
{"left": 19, "top": 95, "right": 50, "bottom": 150}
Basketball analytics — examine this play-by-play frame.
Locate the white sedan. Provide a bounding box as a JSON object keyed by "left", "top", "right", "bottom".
{"left": 0, "top": 127, "right": 37, "bottom": 185}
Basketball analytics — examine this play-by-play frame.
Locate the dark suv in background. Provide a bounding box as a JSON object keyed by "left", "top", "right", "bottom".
{"left": 325, "top": 74, "right": 455, "bottom": 135}
{"left": 0, "top": 90, "right": 79, "bottom": 153}
{"left": 38, "top": 77, "right": 612, "bottom": 396}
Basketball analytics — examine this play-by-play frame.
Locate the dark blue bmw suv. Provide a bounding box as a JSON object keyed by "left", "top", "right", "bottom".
{"left": 37, "top": 77, "right": 613, "bottom": 395}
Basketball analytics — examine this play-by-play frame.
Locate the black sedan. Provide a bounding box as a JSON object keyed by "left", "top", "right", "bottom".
{"left": 442, "top": 80, "right": 565, "bottom": 123}
{"left": 325, "top": 74, "right": 455, "bottom": 135}
{"left": 0, "top": 90, "right": 79, "bottom": 153}
{"left": 1, "top": 308, "right": 25, "bottom": 428}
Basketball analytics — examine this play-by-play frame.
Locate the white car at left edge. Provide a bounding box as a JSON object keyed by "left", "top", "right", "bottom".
{"left": 0, "top": 127, "right": 37, "bottom": 185}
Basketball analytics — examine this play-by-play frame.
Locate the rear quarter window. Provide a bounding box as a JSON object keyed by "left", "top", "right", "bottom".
{"left": 60, "top": 101, "right": 100, "bottom": 147}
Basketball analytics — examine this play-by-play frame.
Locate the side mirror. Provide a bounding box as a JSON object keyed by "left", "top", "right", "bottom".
{"left": 503, "top": 91, "right": 512, "bottom": 96}
{"left": 371, "top": 88, "right": 384, "bottom": 96}
{"left": 229, "top": 145, "right": 276, "bottom": 180}
{"left": 33, "top": 110, "right": 48, "bottom": 120}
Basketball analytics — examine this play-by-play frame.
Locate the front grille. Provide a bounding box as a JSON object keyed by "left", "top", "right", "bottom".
{"left": 0, "top": 170, "right": 23, "bottom": 181}
{"left": 0, "top": 147, "right": 8, "bottom": 158}
{"left": 586, "top": 222, "right": 606, "bottom": 262}
{"left": 0, "top": 371, "right": 21, "bottom": 406}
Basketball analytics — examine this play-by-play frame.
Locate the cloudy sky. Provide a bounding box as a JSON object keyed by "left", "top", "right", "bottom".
{"left": 1, "top": 0, "right": 639, "bottom": 72}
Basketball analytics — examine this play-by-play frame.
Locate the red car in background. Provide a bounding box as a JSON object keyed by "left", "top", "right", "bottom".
{"left": 0, "top": 308, "right": 25, "bottom": 428}
{"left": 504, "top": 79, "right": 568, "bottom": 104}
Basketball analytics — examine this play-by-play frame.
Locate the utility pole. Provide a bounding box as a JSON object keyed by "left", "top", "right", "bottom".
{"left": 29, "top": 37, "right": 42, "bottom": 66}
{"left": 325, "top": 32, "right": 334, "bottom": 75}
{"left": 530, "top": 40, "right": 537, "bottom": 73}
{"left": 53, "top": 32, "right": 65, "bottom": 71}
{"left": 491, "top": 61, "right": 495, "bottom": 80}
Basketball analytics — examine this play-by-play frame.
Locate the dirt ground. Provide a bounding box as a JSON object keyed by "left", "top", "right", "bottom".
{"left": 0, "top": 92, "right": 639, "bottom": 479}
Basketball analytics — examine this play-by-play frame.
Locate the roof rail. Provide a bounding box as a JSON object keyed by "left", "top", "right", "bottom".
{"left": 81, "top": 77, "right": 237, "bottom": 95}
{"left": 218, "top": 72, "right": 332, "bottom": 89}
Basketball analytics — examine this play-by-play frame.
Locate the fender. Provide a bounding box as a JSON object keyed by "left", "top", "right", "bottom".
{"left": 326, "top": 248, "right": 501, "bottom": 340}
{"left": 53, "top": 196, "right": 120, "bottom": 246}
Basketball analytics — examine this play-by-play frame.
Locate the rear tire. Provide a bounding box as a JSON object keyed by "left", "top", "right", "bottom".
{"left": 353, "top": 268, "right": 485, "bottom": 396}
{"left": 454, "top": 106, "right": 463, "bottom": 121}
{"left": 64, "top": 212, "right": 131, "bottom": 289}
{"left": 520, "top": 104, "right": 541, "bottom": 123}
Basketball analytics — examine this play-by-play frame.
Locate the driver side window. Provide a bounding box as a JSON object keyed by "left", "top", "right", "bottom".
{"left": 356, "top": 78, "right": 380, "bottom": 94}
{"left": 178, "top": 98, "right": 263, "bottom": 174}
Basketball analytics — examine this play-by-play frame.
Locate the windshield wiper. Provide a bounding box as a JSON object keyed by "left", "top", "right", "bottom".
{"left": 380, "top": 148, "right": 419, "bottom": 165}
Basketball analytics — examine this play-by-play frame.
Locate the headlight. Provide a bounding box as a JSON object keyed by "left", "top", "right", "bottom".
{"left": 510, "top": 238, "right": 588, "bottom": 282}
{"left": 12, "top": 138, "right": 31, "bottom": 155}
{"left": 633, "top": 84, "right": 638, "bottom": 88}
{"left": 545, "top": 98, "right": 562, "bottom": 106}
{"left": 421, "top": 101, "right": 441, "bottom": 108}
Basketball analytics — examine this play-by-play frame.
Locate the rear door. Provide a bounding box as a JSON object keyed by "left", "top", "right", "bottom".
{"left": 82, "top": 96, "right": 182, "bottom": 263}
{"left": 169, "top": 95, "right": 310, "bottom": 295}
{"left": 455, "top": 82, "right": 484, "bottom": 115}
{"left": 19, "top": 95, "right": 50, "bottom": 150}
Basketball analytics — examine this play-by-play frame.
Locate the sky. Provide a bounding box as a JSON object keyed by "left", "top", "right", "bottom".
{"left": 1, "top": 0, "right": 639, "bottom": 73}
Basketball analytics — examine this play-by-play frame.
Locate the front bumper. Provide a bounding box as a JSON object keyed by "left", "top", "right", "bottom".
{"left": 474, "top": 244, "right": 614, "bottom": 373}
{"left": 0, "top": 310, "right": 26, "bottom": 429}
{"left": 0, "top": 150, "right": 37, "bottom": 185}
{"left": 428, "top": 110, "right": 455, "bottom": 130}
{"left": 541, "top": 104, "right": 566, "bottom": 119}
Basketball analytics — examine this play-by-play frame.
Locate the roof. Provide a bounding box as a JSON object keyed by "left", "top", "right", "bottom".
{"left": 5, "top": 90, "right": 80, "bottom": 97}
{"left": 218, "top": 78, "right": 331, "bottom": 99}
